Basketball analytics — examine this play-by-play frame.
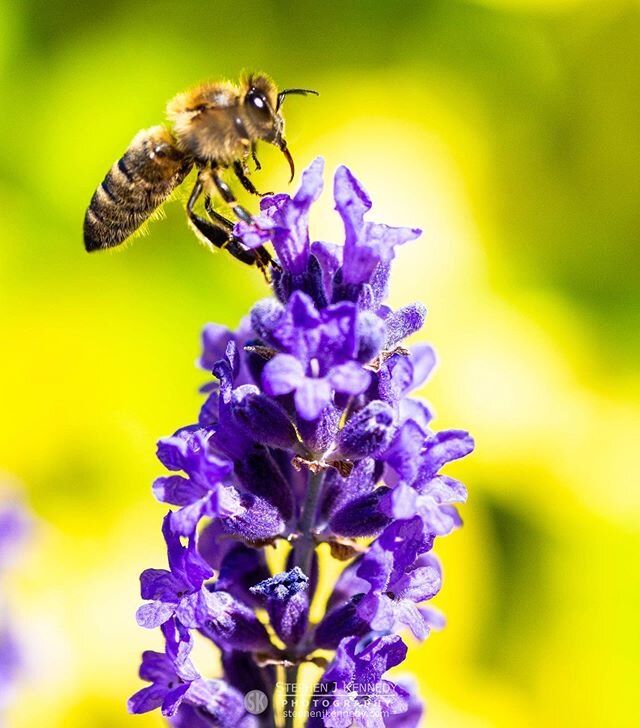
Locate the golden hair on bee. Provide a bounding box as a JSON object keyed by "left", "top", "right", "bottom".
{"left": 83, "top": 73, "right": 318, "bottom": 274}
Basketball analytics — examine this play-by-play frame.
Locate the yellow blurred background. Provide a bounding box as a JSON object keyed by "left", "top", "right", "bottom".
{"left": 1, "top": 0, "right": 639, "bottom": 726}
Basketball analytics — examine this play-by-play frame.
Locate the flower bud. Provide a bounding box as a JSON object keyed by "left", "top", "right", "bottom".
{"left": 315, "top": 595, "right": 368, "bottom": 649}
{"left": 230, "top": 387, "right": 298, "bottom": 450}
{"left": 250, "top": 298, "right": 284, "bottom": 346}
{"left": 250, "top": 567, "right": 310, "bottom": 646}
{"left": 356, "top": 310, "right": 386, "bottom": 363}
{"left": 337, "top": 400, "right": 396, "bottom": 460}
{"left": 329, "top": 487, "right": 392, "bottom": 538}
{"left": 201, "top": 591, "right": 272, "bottom": 651}
{"left": 384, "top": 303, "right": 427, "bottom": 348}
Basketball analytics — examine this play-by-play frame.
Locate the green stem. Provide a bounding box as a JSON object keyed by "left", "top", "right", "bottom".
{"left": 284, "top": 663, "right": 298, "bottom": 728}
{"left": 283, "top": 469, "right": 325, "bottom": 727}
{"left": 294, "top": 469, "right": 325, "bottom": 575}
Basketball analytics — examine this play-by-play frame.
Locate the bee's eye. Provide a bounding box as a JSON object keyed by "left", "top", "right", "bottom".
{"left": 245, "top": 89, "right": 272, "bottom": 122}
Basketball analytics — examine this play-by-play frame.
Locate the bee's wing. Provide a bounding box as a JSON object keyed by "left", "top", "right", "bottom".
{"left": 83, "top": 126, "right": 192, "bottom": 251}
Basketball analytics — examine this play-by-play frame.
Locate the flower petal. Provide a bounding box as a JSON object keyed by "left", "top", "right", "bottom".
{"left": 127, "top": 684, "right": 166, "bottom": 714}
{"left": 398, "top": 397, "right": 433, "bottom": 432}
{"left": 295, "top": 377, "right": 332, "bottom": 421}
{"left": 328, "top": 362, "right": 371, "bottom": 396}
{"left": 422, "top": 475, "right": 468, "bottom": 504}
{"left": 394, "top": 599, "right": 431, "bottom": 641}
{"left": 139, "top": 567, "right": 184, "bottom": 601}
{"left": 136, "top": 600, "right": 176, "bottom": 629}
{"left": 262, "top": 354, "right": 304, "bottom": 396}
{"left": 384, "top": 304, "right": 427, "bottom": 348}
{"left": 161, "top": 683, "right": 190, "bottom": 717}
{"left": 378, "top": 353, "right": 413, "bottom": 403}
{"left": 383, "top": 420, "right": 427, "bottom": 484}
{"left": 199, "top": 324, "right": 235, "bottom": 371}
{"left": 153, "top": 475, "right": 204, "bottom": 506}
{"left": 418, "top": 430, "right": 475, "bottom": 481}
{"left": 168, "top": 499, "right": 207, "bottom": 537}
{"left": 408, "top": 343, "right": 437, "bottom": 390}
{"left": 138, "top": 649, "right": 172, "bottom": 682}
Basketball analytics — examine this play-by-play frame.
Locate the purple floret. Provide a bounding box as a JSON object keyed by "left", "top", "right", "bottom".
{"left": 153, "top": 429, "right": 242, "bottom": 537}
{"left": 136, "top": 514, "right": 214, "bottom": 629}
{"left": 128, "top": 618, "right": 199, "bottom": 717}
{"left": 309, "top": 635, "right": 410, "bottom": 728}
{"left": 260, "top": 292, "right": 370, "bottom": 420}
{"left": 334, "top": 165, "right": 421, "bottom": 287}
{"left": 355, "top": 518, "right": 441, "bottom": 640}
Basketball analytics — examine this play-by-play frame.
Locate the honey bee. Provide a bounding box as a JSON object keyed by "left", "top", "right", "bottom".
{"left": 83, "top": 74, "right": 317, "bottom": 272}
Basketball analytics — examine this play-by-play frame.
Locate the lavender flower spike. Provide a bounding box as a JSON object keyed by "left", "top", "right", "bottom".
{"left": 131, "top": 158, "right": 473, "bottom": 727}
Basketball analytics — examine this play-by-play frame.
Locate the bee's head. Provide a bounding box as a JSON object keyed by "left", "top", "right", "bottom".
{"left": 243, "top": 75, "right": 284, "bottom": 145}
{"left": 243, "top": 74, "right": 318, "bottom": 182}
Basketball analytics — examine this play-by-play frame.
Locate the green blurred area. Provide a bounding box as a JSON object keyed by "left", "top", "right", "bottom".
{"left": 1, "top": 0, "right": 639, "bottom": 726}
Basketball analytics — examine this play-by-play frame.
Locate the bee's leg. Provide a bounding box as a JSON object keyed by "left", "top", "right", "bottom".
{"left": 221, "top": 237, "right": 266, "bottom": 267}
{"left": 232, "top": 161, "right": 272, "bottom": 198}
{"left": 202, "top": 168, "right": 279, "bottom": 279}
{"left": 203, "top": 195, "right": 234, "bottom": 230}
{"left": 185, "top": 178, "right": 255, "bottom": 265}
{"left": 204, "top": 194, "right": 275, "bottom": 276}
{"left": 210, "top": 168, "right": 253, "bottom": 224}
{"left": 251, "top": 143, "right": 262, "bottom": 171}
{"left": 186, "top": 178, "right": 227, "bottom": 249}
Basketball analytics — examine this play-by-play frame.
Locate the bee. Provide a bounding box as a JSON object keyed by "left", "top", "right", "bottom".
{"left": 83, "top": 74, "right": 317, "bottom": 272}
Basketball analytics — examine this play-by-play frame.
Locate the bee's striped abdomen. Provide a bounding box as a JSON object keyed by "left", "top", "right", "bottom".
{"left": 83, "top": 126, "right": 192, "bottom": 251}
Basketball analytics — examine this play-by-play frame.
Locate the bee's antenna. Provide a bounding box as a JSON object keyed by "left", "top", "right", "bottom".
{"left": 276, "top": 88, "right": 319, "bottom": 111}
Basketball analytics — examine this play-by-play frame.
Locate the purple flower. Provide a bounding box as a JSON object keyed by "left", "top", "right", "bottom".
{"left": 355, "top": 518, "right": 441, "bottom": 640}
{"left": 310, "top": 635, "right": 411, "bottom": 728}
{"left": 199, "top": 317, "right": 254, "bottom": 383}
{"left": 169, "top": 684, "right": 259, "bottom": 728}
{"left": 229, "top": 386, "right": 298, "bottom": 450}
{"left": 260, "top": 291, "right": 370, "bottom": 420}
{"left": 129, "top": 618, "right": 259, "bottom": 725}
{"left": 128, "top": 618, "right": 199, "bottom": 716}
{"left": 384, "top": 679, "right": 424, "bottom": 728}
{"left": 382, "top": 304, "right": 427, "bottom": 350}
{"left": 200, "top": 590, "right": 272, "bottom": 652}
{"left": 321, "top": 459, "right": 392, "bottom": 539}
{"left": 205, "top": 538, "right": 271, "bottom": 607}
{"left": 336, "top": 401, "right": 397, "bottom": 460}
{"left": 314, "top": 596, "right": 369, "bottom": 650}
{"left": 153, "top": 428, "right": 242, "bottom": 536}
{"left": 199, "top": 323, "right": 236, "bottom": 372}
{"left": 236, "top": 157, "right": 325, "bottom": 277}
{"left": 334, "top": 165, "right": 421, "bottom": 287}
{"left": 382, "top": 429, "right": 473, "bottom": 535}
{"left": 131, "top": 158, "right": 472, "bottom": 727}
{"left": 136, "top": 514, "right": 214, "bottom": 629}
